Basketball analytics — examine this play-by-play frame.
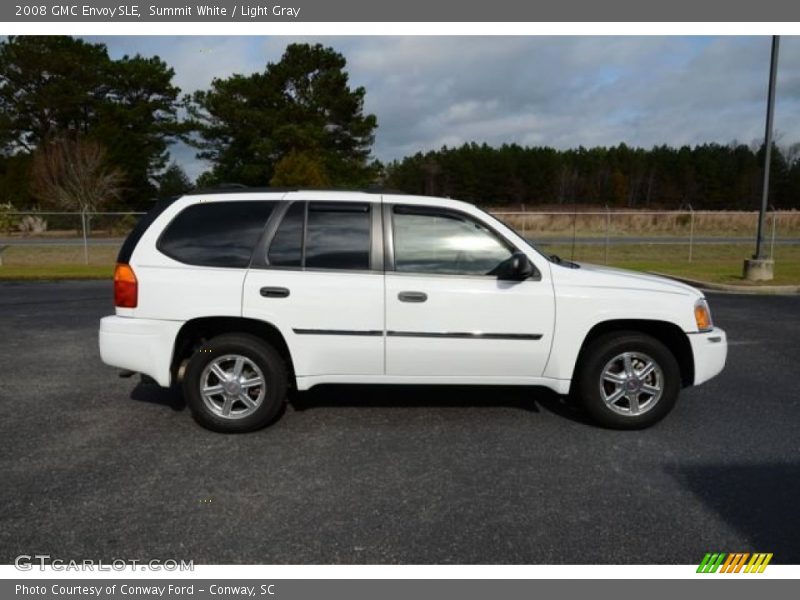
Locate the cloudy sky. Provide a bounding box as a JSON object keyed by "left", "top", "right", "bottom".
{"left": 90, "top": 36, "right": 800, "bottom": 181}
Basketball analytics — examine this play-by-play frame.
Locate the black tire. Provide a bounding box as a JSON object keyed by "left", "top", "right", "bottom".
{"left": 574, "top": 331, "right": 681, "bottom": 430}
{"left": 182, "top": 333, "right": 288, "bottom": 433}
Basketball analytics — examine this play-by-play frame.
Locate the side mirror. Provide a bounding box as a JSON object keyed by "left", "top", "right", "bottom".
{"left": 495, "top": 252, "right": 536, "bottom": 281}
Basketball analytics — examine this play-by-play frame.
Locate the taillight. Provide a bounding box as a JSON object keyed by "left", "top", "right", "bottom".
{"left": 114, "top": 263, "right": 138, "bottom": 308}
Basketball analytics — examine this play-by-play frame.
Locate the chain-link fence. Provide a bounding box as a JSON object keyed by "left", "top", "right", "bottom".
{"left": 0, "top": 211, "right": 144, "bottom": 266}
{"left": 491, "top": 208, "right": 799, "bottom": 265}
{"left": 0, "top": 208, "right": 798, "bottom": 267}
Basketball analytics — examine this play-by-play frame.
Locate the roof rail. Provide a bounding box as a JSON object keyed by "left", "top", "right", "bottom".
{"left": 185, "top": 185, "right": 408, "bottom": 196}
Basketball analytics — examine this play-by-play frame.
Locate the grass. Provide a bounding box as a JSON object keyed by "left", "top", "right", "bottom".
{"left": 0, "top": 264, "right": 113, "bottom": 280}
{"left": 0, "top": 242, "right": 798, "bottom": 286}
{"left": 495, "top": 210, "right": 800, "bottom": 239}
{"left": 0, "top": 245, "right": 117, "bottom": 280}
{"left": 537, "top": 242, "right": 800, "bottom": 286}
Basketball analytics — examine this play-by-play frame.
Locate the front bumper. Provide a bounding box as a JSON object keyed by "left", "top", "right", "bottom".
{"left": 98, "top": 316, "right": 183, "bottom": 387}
{"left": 688, "top": 327, "right": 727, "bottom": 386}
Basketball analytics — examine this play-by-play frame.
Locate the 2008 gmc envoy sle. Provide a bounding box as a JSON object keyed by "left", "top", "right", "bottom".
{"left": 99, "top": 189, "right": 727, "bottom": 432}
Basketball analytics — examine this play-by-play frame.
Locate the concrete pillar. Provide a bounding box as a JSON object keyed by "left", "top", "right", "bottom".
{"left": 743, "top": 258, "right": 774, "bottom": 282}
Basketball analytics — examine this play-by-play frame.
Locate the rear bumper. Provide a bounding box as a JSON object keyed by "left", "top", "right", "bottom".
{"left": 98, "top": 316, "right": 182, "bottom": 387}
{"left": 688, "top": 327, "right": 727, "bottom": 386}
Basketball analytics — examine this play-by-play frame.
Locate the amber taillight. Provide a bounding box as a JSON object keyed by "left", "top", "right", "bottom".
{"left": 114, "top": 263, "right": 138, "bottom": 308}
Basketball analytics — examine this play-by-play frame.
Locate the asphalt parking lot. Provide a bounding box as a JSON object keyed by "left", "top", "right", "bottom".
{"left": 1, "top": 280, "right": 798, "bottom": 564}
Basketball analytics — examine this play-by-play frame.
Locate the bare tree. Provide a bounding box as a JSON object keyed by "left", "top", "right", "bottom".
{"left": 30, "top": 136, "right": 124, "bottom": 212}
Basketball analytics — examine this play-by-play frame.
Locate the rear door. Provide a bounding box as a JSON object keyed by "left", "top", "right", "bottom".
{"left": 242, "top": 197, "right": 384, "bottom": 378}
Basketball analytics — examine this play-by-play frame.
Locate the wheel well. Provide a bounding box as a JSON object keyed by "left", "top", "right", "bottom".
{"left": 574, "top": 319, "right": 694, "bottom": 389}
{"left": 171, "top": 317, "right": 295, "bottom": 386}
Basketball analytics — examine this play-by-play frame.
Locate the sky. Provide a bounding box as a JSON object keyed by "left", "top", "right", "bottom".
{"left": 90, "top": 35, "right": 800, "bottom": 182}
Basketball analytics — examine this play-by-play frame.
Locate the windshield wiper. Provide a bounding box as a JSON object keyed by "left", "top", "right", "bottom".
{"left": 549, "top": 254, "right": 580, "bottom": 269}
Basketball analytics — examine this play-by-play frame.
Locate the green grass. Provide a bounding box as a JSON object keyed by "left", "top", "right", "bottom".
{"left": 1, "top": 242, "right": 798, "bottom": 286}
{"left": 534, "top": 243, "right": 800, "bottom": 286}
{"left": 0, "top": 264, "right": 113, "bottom": 280}
{"left": 0, "top": 245, "right": 117, "bottom": 280}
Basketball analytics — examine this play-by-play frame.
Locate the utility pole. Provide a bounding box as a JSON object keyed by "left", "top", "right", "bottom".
{"left": 744, "top": 35, "right": 779, "bottom": 281}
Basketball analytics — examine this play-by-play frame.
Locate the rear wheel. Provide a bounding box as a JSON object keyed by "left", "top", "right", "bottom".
{"left": 575, "top": 332, "right": 681, "bottom": 429}
{"left": 183, "top": 333, "right": 288, "bottom": 433}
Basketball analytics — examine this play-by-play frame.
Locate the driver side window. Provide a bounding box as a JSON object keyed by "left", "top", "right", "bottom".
{"left": 392, "top": 206, "right": 513, "bottom": 276}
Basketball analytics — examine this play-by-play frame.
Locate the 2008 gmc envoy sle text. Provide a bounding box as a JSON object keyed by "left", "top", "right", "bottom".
{"left": 99, "top": 188, "right": 727, "bottom": 432}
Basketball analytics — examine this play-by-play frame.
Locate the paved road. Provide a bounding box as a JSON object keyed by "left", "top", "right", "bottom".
{"left": 0, "top": 281, "right": 798, "bottom": 564}
{"left": 2, "top": 236, "right": 800, "bottom": 246}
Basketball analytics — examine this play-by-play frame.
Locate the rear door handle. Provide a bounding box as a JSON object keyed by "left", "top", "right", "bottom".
{"left": 398, "top": 291, "right": 427, "bottom": 303}
{"left": 260, "top": 286, "right": 290, "bottom": 298}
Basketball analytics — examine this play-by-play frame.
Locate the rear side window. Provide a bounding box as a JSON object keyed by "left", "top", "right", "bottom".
{"left": 266, "top": 201, "right": 372, "bottom": 271}
{"left": 305, "top": 202, "right": 371, "bottom": 270}
{"left": 158, "top": 201, "right": 274, "bottom": 268}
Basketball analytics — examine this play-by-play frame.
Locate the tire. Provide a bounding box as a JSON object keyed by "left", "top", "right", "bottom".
{"left": 182, "top": 333, "right": 288, "bottom": 433}
{"left": 574, "top": 331, "right": 681, "bottom": 430}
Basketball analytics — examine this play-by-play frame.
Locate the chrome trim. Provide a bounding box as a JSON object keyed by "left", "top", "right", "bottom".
{"left": 290, "top": 329, "right": 542, "bottom": 340}
{"left": 386, "top": 331, "right": 542, "bottom": 340}
{"left": 292, "top": 328, "right": 383, "bottom": 337}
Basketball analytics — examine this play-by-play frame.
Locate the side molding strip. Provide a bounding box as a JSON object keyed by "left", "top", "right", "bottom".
{"left": 292, "top": 329, "right": 383, "bottom": 337}
{"left": 387, "top": 331, "right": 543, "bottom": 340}
{"left": 291, "top": 329, "right": 543, "bottom": 340}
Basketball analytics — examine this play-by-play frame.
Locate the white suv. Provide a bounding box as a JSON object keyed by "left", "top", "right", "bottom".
{"left": 99, "top": 189, "right": 727, "bottom": 432}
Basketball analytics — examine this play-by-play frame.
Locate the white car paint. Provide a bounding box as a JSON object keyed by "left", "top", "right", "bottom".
{"left": 242, "top": 269, "right": 385, "bottom": 377}
{"left": 384, "top": 273, "right": 555, "bottom": 377}
{"left": 99, "top": 190, "right": 727, "bottom": 398}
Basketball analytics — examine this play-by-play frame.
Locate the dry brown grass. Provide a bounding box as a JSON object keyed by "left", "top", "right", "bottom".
{"left": 493, "top": 210, "right": 800, "bottom": 238}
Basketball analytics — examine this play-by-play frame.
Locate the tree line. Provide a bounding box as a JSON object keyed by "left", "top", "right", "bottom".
{"left": 384, "top": 142, "right": 800, "bottom": 210}
{"left": 1, "top": 35, "right": 798, "bottom": 214}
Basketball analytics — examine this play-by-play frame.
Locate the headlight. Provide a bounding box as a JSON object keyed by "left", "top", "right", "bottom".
{"left": 694, "top": 298, "right": 713, "bottom": 332}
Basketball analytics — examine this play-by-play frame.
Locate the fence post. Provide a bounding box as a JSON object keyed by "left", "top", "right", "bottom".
{"left": 770, "top": 206, "right": 777, "bottom": 260}
{"left": 687, "top": 205, "right": 695, "bottom": 263}
{"left": 604, "top": 204, "right": 610, "bottom": 265}
{"left": 80, "top": 208, "right": 89, "bottom": 265}
{"left": 522, "top": 211, "right": 527, "bottom": 239}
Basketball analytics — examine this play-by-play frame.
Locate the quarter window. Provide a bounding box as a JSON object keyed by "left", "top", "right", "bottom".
{"left": 392, "top": 207, "right": 512, "bottom": 276}
{"left": 158, "top": 201, "right": 274, "bottom": 268}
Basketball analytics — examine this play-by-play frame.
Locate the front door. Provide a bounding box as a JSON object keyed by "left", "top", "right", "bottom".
{"left": 384, "top": 204, "right": 555, "bottom": 378}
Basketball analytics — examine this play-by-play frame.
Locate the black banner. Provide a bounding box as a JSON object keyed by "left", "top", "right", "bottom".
{"left": 3, "top": 0, "right": 800, "bottom": 22}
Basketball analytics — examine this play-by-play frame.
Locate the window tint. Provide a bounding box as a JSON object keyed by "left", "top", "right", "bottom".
{"left": 118, "top": 197, "right": 177, "bottom": 264}
{"left": 393, "top": 208, "right": 512, "bottom": 275}
{"left": 305, "top": 202, "right": 371, "bottom": 270}
{"left": 268, "top": 202, "right": 304, "bottom": 267}
{"left": 158, "top": 201, "right": 274, "bottom": 268}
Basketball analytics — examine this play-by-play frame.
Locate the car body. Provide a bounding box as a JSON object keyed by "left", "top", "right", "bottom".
{"left": 99, "top": 189, "right": 727, "bottom": 431}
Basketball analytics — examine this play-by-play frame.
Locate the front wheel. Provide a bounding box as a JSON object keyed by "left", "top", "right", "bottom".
{"left": 183, "top": 333, "right": 288, "bottom": 433}
{"left": 574, "top": 332, "right": 681, "bottom": 429}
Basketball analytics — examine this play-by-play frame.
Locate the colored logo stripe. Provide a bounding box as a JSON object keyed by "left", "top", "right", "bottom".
{"left": 721, "top": 553, "right": 749, "bottom": 573}
{"left": 697, "top": 552, "right": 773, "bottom": 573}
{"left": 697, "top": 553, "right": 726, "bottom": 573}
{"left": 745, "top": 553, "right": 773, "bottom": 573}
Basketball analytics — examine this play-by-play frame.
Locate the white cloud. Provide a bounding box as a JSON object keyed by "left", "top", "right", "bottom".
{"left": 89, "top": 35, "right": 800, "bottom": 180}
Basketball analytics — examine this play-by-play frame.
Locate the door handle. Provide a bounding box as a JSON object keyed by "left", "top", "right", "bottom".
{"left": 398, "top": 291, "right": 427, "bottom": 303}
{"left": 260, "top": 286, "right": 290, "bottom": 298}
